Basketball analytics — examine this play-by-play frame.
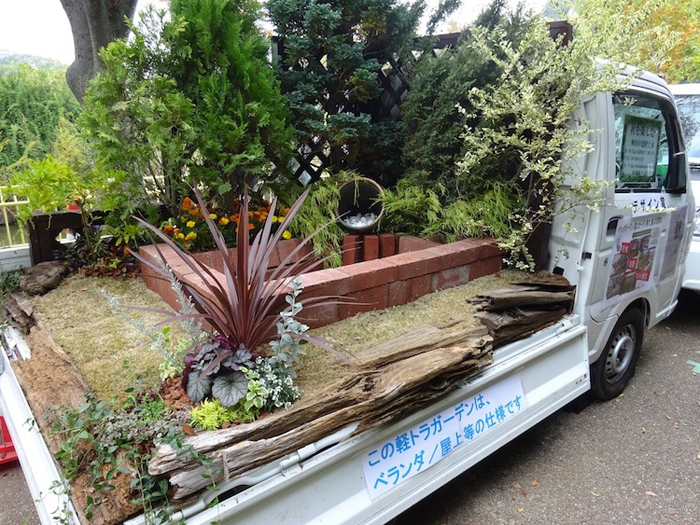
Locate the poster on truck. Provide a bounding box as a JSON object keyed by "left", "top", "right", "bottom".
{"left": 604, "top": 213, "right": 663, "bottom": 306}
{"left": 658, "top": 206, "right": 689, "bottom": 281}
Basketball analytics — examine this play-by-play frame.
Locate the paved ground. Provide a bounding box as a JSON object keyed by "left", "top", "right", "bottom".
{"left": 1, "top": 292, "right": 698, "bottom": 524}
{"left": 396, "top": 290, "right": 700, "bottom": 524}
{"left": 0, "top": 452, "right": 40, "bottom": 524}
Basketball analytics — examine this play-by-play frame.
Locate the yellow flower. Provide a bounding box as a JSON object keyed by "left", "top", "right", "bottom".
{"left": 186, "top": 220, "right": 195, "bottom": 228}
{"left": 209, "top": 213, "right": 217, "bottom": 220}
{"left": 271, "top": 215, "right": 279, "bottom": 223}
{"left": 176, "top": 232, "right": 185, "bottom": 240}
{"left": 219, "top": 217, "right": 230, "bottom": 226}
{"left": 185, "top": 232, "right": 197, "bottom": 242}
{"left": 282, "top": 230, "right": 292, "bottom": 240}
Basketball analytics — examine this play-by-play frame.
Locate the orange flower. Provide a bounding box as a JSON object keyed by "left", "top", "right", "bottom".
{"left": 189, "top": 207, "right": 199, "bottom": 217}
{"left": 163, "top": 224, "right": 175, "bottom": 233}
{"left": 248, "top": 223, "right": 254, "bottom": 230}
{"left": 182, "top": 197, "right": 193, "bottom": 211}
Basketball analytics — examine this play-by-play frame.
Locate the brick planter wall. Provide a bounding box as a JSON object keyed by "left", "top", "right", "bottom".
{"left": 139, "top": 237, "right": 502, "bottom": 330}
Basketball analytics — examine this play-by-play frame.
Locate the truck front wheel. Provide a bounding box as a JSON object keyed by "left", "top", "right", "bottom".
{"left": 591, "top": 308, "right": 644, "bottom": 400}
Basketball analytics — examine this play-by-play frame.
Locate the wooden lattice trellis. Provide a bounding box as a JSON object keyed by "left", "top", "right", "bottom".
{"left": 273, "top": 23, "right": 572, "bottom": 185}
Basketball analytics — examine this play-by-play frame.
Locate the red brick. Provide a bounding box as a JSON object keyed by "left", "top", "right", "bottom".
{"left": 140, "top": 264, "right": 179, "bottom": 311}
{"left": 363, "top": 235, "right": 380, "bottom": 261}
{"left": 397, "top": 235, "right": 440, "bottom": 254}
{"left": 427, "top": 240, "right": 481, "bottom": 270}
{"left": 409, "top": 274, "right": 433, "bottom": 302}
{"left": 342, "top": 235, "right": 362, "bottom": 265}
{"left": 432, "top": 266, "right": 470, "bottom": 291}
{"left": 469, "top": 255, "right": 503, "bottom": 280}
{"left": 276, "top": 238, "right": 314, "bottom": 266}
{"left": 468, "top": 238, "right": 503, "bottom": 259}
{"left": 296, "top": 268, "right": 352, "bottom": 297}
{"left": 338, "top": 285, "right": 389, "bottom": 320}
{"left": 298, "top": 302, "right": 339, "bottom": 329}
{"left": 387, "top": 280, "right": 409, "bottom": 307}
{"left": 339, "top": 258, "right": 399, "bottom": 292}
{"left": 378, "top": 233, "right": 397, "bottom": 258}
{"left": 394, "top": 250, "right": 443, "bottom": 280}
{"left": 193, "top": 249, "right": 229, "bottom": 273}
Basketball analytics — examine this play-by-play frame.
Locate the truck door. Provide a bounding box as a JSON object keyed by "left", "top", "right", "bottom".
{"left": 588, "top": 90, "right": 690, "bottom": 325}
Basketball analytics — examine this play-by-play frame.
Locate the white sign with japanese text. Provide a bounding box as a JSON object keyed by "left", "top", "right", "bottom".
{"left": 362, "top": 374, "right": 527, "bottom": 499}
{"left": 620, "top": 114, "right": 662, "bottom": 184}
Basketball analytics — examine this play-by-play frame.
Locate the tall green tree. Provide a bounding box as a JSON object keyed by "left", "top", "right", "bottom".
{"left": 267, "top": 0, "right": 436, "bottom": 183}
{"left": 401, "top": 0, "right": 534, "bottom": 199}
{"left": 80, "top": 0, "right": 294, "bottom": 216}
{"left": 0, "top": 64, "right": 81, "bottom": 178}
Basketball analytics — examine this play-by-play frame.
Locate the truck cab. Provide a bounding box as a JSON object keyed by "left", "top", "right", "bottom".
{"left": 550, "top": 71, "right": 693, "bottom": 399}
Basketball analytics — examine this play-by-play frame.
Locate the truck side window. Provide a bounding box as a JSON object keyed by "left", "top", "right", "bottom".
{"left": 613, "top": 93, "right": 686, "bottom": 194}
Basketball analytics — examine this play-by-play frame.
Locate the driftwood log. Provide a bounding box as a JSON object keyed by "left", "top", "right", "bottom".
{"left": 150, "top": 278, "right": 576, "bottom": 502}
{"left": 150, "top": 323, "right": 493, "bottom": 500}
{"left": 469, "top": 285, "right": 574, "bottom": 312}
{"left": 470, "top": 277, "right": 576, "bottom": 346}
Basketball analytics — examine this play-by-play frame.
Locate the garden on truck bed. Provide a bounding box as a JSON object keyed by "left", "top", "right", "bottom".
{"left": 1, "top": 0, "right": 691, "bottom": 523}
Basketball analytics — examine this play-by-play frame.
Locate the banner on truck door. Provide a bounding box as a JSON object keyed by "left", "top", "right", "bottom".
{"left": 604, "top": 213, "right": 662, "bottom": 306}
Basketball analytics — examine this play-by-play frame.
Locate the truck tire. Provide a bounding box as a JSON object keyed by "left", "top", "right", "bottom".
{"left": 590, "top": 308, "right": 644, "bottom": 400}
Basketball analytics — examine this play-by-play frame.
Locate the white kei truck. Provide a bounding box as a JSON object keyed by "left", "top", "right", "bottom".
{"left": 0, "top": 70, "right": 694, "bottom": 524}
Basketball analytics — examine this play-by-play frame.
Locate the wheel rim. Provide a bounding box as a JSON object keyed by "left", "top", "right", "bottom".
{"left": 604, "top": 323, "right": 636, "bottom": 383}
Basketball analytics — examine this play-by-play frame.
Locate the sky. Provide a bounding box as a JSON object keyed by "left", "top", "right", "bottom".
{"left": 0, "top": 0, "right": 547, "bottom": 65}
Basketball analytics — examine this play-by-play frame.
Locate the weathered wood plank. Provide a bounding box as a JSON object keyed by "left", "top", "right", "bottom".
{"left": 150, "top": 324, "right": 491, "bottom": 473}
{"left": 162, "top": 345, "right": 493, "bottom": 499}
{"left": 476, "top": 307, "right": 567, "bottom": 347}
{"left": 470, "top": 287, "right": 574, "bottom": 312}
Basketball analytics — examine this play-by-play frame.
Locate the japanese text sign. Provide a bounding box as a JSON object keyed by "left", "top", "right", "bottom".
{"left": 620, "top": 114, "right": 662, "bottom": 184}
{"left": 362, "top": 375, "right": 527, "bottom": 499}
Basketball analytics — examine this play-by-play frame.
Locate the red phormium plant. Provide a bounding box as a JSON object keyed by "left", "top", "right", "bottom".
{"left": 132, "top": 187, "right": 350, "bottom": 404}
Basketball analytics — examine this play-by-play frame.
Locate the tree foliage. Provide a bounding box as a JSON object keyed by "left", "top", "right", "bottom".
{"left": 401, "top": 0, "right": 534, "bottom": 199}
{"left": 551, "top": 0, "right": 700, "bottom": 82}
{"left": 0, "top": 64, "right": 81, "bottom": 178}
{"left": 455, "top": 18, "right": 628, "bottom": 269}
{"left": 80, "top": 0, "right": 294, "bottom": 217}
{"left": 267, "top": 0, "right": 430, "bottom": 183}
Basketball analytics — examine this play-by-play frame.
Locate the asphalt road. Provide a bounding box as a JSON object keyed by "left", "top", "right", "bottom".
{"left": 396, "top": 290, "right": 700, "bottom": 525}
{"left": 2, "top": 292, "right": 699, "bottom": 525}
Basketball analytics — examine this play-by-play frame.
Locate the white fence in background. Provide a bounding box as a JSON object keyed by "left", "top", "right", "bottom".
{"left": 0, "top": 186, "right": 31, "bottom": 271}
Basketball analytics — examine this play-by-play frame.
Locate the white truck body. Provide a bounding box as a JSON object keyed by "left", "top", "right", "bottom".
{"left": 0, "top": 72, "right": 693, "bottom": 524}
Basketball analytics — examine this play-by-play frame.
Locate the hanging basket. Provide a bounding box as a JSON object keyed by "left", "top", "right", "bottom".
{"left": 336, "top": 178, "right": 384, "bottom": 233}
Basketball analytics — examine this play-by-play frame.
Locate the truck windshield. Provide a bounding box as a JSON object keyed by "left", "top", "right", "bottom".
{"left": 614, "top": 92, "right": 685, "bottom": 193}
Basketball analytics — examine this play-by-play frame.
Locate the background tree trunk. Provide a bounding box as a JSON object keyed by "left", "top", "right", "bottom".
{"left": 60, "top": 0, "right": 138, "bottom": 102}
